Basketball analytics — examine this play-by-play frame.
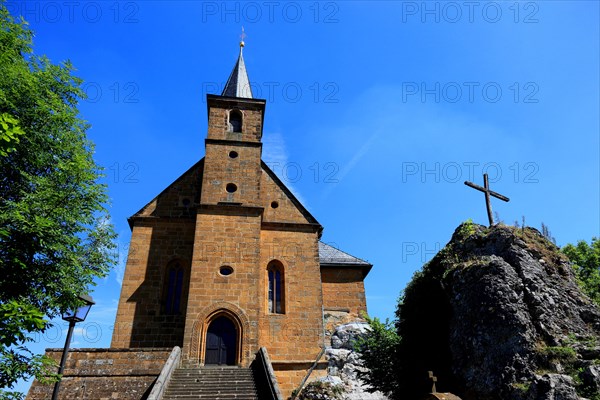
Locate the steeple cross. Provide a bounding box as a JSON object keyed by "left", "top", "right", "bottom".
{"left": 428, "top": 371, "right": 437, "bottom": 393}
{"left": 464, "top": 173, "right": 510, "bottom": 226}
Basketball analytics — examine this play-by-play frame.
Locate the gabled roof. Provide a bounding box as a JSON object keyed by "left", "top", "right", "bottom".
{"left": 319, "top": 241, "right": 373, "bottom": 269}
{"left": 126, "top": 159, "right": 321, "bottom": 230}
{"left": 221, "top": 45, "right": 252, "bottom": 99}
{"left": 319, "top": 241, "right": 372, "bottom": 276}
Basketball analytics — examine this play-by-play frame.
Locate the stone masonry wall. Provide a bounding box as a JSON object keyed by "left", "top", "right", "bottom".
{"left": 260, "top": 165, "right": 312, "bottom": 224}
{"left": 111, "top": 162, "right": 202, "bottom": 348}
{"left": 273, "top": 361, "right": 329, "bottom": 399}
{"left": 182, "top": 207, "right": 262, "bottom": 365}
{"left": 111, "top": 218, "right": 195, "bottom": 348}
{"left": 27, "top": 348, "right": 171, "bottom": 400}
{"left": 207, "top": 99, "right": 264, "bottom": 143}
{"left": 321, "top": 268, "right": 368, "bottom": 316}
{"left": 201, "top": 140, "right": 263, "bottom": 207}
{"left": 258, "top": 229, "right": 325, "bottom": 361}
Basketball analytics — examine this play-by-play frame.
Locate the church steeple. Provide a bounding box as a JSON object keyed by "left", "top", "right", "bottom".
{"left": 202, "top": 31, "right": 265, "bottom": 206}
{"left": 221, "top": 35, "right": 253, "bottom": 99}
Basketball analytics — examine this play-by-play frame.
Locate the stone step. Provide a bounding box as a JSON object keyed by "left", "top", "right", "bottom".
{"left": 162, "top": 366, "right": 258, "bottom": 400}
{"left": 171, "top": 379, "right": 254, "bottom": 387}
{"left": 175, "top": 368, "right": 248, "bottom": 370}
{"left": 166, "top": 380, "right": 255, "bottom": 387}
{"left": 165, "top": 390, "right": 257, "bottom": 395}
{"left": 166, "top": 386, "right": 256, "bottom": 393}
{"left": 163, "top": 393, "right": 259, "bottom": 399}
{"left": 165, "top": 384, "right": 256, "bottom": 390}
{"left": 168, "top": 380, "right": 255, "bottom": 385}
{"left": 163, "top": 392, "right": 258, "bottom": 398}
{"left": 168, "top": 381, "right": 255, "bottom": 386}
{"left": 170, "top": 376, "right": 254, "bottom": 381}
{"left": 165, "top": 391, "right": 257, "bottom": 396}
{"left": 173, "top": 372, "right": 254, "bottom": 378}
{"left": 171, "top": 375, "right": 254, "bottom": 381}
{"left": 173, "top": 371, "right": 252, "bottom": 377}
{"left": 169, "top": 377, "right": 254, "bottom": 382}
{"left": 163, "top": 392, "right": 258, "bottom": 400}
{"left": 162, "top": 396, "right": 258, "bottom": 400}
{"left": 174, "top": 369, "right": 253, "bottom": 374}
{"left": 171, "top": 376, "right": 255, "bottom": 381}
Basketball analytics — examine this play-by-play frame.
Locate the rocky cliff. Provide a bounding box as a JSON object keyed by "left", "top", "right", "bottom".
{"left": 397, "top": 223, "right": 600, "bottom": 400}
{"left": 296, "top": 322, "right": 389, "bottom": 400}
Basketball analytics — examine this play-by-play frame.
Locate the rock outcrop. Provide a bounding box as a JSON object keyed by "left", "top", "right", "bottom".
{"left": 397, "top": 223, "right": 600, "bottom": 400}
{"left": 297, "top": 322, "right": 388, "bottom": 400}
{"left": 326, "top": 322, "right": 388, "bottom": 400}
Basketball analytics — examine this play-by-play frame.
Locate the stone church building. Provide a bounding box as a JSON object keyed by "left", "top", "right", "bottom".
{"left": 28, "top": 42, "right": 372, "bottom": 399}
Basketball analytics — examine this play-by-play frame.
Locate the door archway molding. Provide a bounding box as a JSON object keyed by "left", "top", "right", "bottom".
{"left": 190, "top": 302, "right": 250, "bottom": 365}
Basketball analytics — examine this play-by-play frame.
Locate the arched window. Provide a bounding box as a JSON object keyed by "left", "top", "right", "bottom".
{"left": 163, "top": 261, "right": 184, "bottom": 315}
{"left": 228, "top": 110, "right": 242, "bottom": 133}
{"left": 267, "top": 261, "right": 285, "bottom": 314}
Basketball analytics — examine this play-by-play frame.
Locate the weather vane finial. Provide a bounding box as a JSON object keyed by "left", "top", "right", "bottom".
{"left": 240, "top": 26, "right": 246, "bottom": 48}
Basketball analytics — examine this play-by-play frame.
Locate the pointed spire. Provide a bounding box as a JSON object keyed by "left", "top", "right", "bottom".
{"left": 222, "top": 28, "right": 253, "bottom": 99}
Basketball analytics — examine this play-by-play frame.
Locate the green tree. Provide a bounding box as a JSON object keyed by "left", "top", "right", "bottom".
{"left": 0, "top": 3, "right": 116, "bottom": 395}
{"left": 0, "top": 113, "right": 25, "bottom": 156}
{"left": 354, "top": 314, "right": 401, "bottom": 397}
{"left": 562, "top": 238, "right": 600, "bottom": 306}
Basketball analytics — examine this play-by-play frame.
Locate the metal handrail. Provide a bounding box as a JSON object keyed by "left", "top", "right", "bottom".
{"left": 289, "top": 347, "right": 326, "bottom": 400}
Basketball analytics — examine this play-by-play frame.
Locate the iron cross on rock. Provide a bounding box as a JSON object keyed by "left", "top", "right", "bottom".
{"left": 464, "top": 173, "right": 510, "bottom": 226}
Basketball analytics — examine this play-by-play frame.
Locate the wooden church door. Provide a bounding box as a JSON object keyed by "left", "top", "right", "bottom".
{"left": 205, "top": 316, "right": 237, "bottom": 365}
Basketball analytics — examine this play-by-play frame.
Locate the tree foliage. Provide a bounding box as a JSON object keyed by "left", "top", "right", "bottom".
{"left": 0, "top": 3, "right": 116, "bottom": 392}
{"left": 353, "top": 314, "right": 401, "bottom": 398}
{"left": 562, "top": 238, "right": 600, "bottom": 306}
{"left": 0, "top": 113, "right": 25, "bottom": 157}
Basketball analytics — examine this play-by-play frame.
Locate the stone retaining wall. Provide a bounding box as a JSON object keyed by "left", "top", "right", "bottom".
{"left": 27, "top": 348, "right": 172, "bottom": 400}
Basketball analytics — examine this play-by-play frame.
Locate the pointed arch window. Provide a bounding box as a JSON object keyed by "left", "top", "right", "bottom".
{"left": 228, "top": 110, "right": 242, "bottom": 133}
{"left": 163, "top": 261, "right": 184, "bottom": 315}
{"left": 267, "top": 261, "right": 285, "bottom": 314}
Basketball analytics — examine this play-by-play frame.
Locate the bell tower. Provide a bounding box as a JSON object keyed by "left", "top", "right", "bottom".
{"left": 182, "top": 39, "right": 268, "bottom": 366}
{"left": 201, "top": 40, "right": 266, "bottom": 207}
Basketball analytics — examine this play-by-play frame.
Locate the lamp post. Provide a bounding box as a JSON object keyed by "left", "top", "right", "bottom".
{"left": 51, "top": 294, "right": 94, "bottom": 400}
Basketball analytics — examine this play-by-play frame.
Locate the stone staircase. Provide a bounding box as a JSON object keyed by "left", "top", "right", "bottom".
{"left": 161, "top": 366, "right": 259, "bottom": 399}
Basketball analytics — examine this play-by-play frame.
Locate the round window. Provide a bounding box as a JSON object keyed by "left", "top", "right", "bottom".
{"left": 271, "top": 201, "right": 279, "bottom": 209}
{"left": 226, "top": 183, "right": 237, "bottom": 193}
{"left": 229, "top": 151, "right": 239, "bottom": 159}
{"left": 219, "top": 266, "right": 234, "bottom": 276}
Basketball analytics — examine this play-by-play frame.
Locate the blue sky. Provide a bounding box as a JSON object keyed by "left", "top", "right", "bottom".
{"left": 7, "top": 1, "right": 599, "bottom": 393}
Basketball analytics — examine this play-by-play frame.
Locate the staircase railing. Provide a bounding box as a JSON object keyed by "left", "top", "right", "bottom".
{"left": 289, "top": 347, "right": 326, "bottom": 400}
{"left": 251, "top": 347, "right": 283, "bottom": 400}
{"left": 147, "top": 346, "right": 181, "bottom": 400}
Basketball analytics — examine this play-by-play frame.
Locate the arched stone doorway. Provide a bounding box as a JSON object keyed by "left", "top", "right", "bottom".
{"left": 190, "top": 304, "right": 249, "bottom": 366}
{"left": 205, "top": 315, "right": 237, "bottom": 365}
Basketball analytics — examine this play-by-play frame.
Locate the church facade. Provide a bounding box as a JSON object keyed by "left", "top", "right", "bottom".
{"left": 36, "top": 43, "right": 372, "bottom": 399}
